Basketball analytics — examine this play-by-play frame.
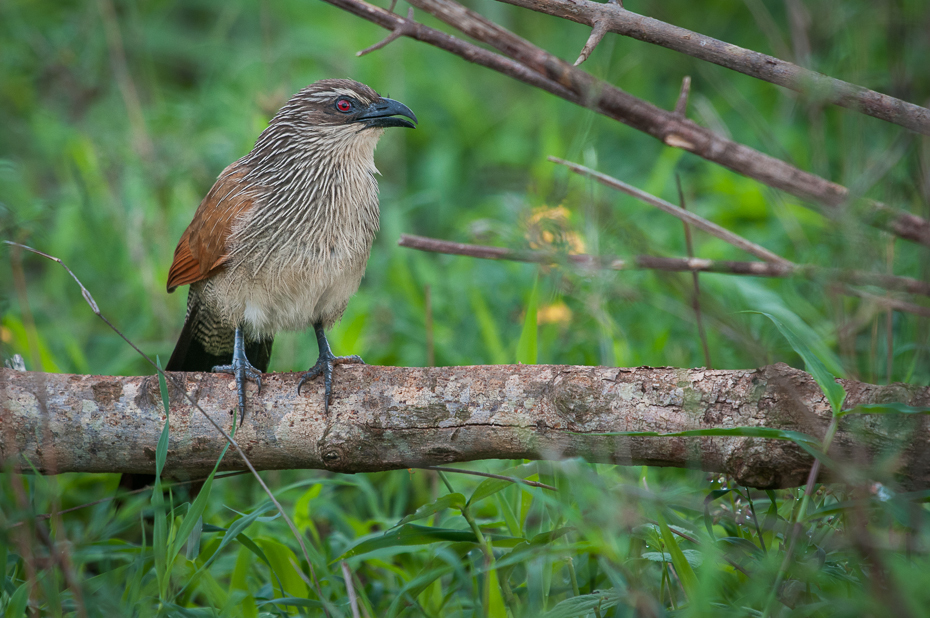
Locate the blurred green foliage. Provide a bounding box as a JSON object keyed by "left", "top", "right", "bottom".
{"left": 2, "top": 0, "right": 930, "bottom": 615}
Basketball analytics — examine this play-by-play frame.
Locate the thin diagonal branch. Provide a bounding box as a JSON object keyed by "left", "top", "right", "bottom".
{"left": 551, "top": 156, "right": 793, "bottom": 266}
{"left": 495, "top": 0, "right": 930, "bottom": 135}
{"left": 323, "top": 0, "right": 930, "bottom": 247}
{"left": 845, "top": 287, "right": 930, "bottom": 318}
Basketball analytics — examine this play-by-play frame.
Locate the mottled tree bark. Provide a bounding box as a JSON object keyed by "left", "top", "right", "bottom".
{"left": 2, "top": 364, "right": 928, "bottom": 489}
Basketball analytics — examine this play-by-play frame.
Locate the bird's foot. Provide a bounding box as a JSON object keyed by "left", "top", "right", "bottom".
{"left": 297, "top": 351, "right": 365, "bottom": 414}
{"left": 212, "top": 356, "right": 263, "bottom": 425}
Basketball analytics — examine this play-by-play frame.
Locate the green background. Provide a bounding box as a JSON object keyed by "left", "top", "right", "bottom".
{"left": 2, "top": 0, "right": 929, "bottom": 615}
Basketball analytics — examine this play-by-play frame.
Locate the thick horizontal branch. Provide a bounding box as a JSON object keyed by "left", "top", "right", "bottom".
{"left": 497, "top": 0, "right": 930, "bottom": 135}
{"left": 3, "top": 365, "right": 930, "bottom": 489}
{"left": 398, "top": 234, "right": 930, "bottom": 298}
{"left": 322, "top": 0, "right": 930, "bottom": 247}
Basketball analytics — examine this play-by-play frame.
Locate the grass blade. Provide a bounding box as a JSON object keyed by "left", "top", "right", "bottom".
{"left": 516, "top": 272, "right": 539, "bottom": 364}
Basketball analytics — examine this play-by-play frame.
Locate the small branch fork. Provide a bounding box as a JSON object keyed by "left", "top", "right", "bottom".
{"left": 357, "top": 7, "right": 417, "bottom": 56}
{"left": 322, "top": 0, "right": 930, "bottom": 247}
{"left": 497, "top": 0, "right": 930, "bottom": 136}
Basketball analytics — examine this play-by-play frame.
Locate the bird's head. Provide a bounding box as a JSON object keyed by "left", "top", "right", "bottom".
{"left": 277, "top": 79, "right": 417, "bottom": 132}
{"left": 249, "top": 79, "right": 416, "bottom": 170}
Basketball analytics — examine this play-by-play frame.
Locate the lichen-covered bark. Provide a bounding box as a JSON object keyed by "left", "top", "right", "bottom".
{"left": 2, "top": 364, "right": 928, "bottom": 488}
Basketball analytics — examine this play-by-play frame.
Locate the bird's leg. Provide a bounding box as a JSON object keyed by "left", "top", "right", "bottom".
{"left": 297, "top": 322, "right": 365, "bottom": 414}
{"left": 212, "top": 326, "right": 263, "bottom": 424}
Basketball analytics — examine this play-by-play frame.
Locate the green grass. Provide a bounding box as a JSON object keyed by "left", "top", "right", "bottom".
{"left": 2, "top": 0, "right": 930, "bottom": 615}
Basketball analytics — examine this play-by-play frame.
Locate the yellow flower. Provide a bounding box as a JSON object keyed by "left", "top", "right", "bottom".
{"left": 537, "top": 301, "right": 573, "bottom": 325}
{"left": 525, "top": 206, "right": 586, "bottom": 254}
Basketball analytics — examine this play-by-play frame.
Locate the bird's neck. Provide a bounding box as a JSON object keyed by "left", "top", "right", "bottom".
{"left": 234, "top": 125, "right": 383, "bottom": 251}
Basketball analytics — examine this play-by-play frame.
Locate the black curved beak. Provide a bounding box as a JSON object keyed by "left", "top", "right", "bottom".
{"left": 356, "top": 97, "right": 417, "bottom": 129}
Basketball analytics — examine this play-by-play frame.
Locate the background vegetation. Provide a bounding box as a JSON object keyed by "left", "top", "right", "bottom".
{"left": 2, "top": 0, "right": 929, "bottom": 615}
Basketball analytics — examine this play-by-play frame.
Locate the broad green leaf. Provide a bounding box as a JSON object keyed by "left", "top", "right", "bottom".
{"left": 493, "top": 528, "right": 574, "bottom": 570}
{"left": 235, "top": 533, "right": 289, "bottom": 597}
{"left": 704, "top": 489, "right": 732, "bottom": 504}
{"left": 338, "top": 524, "right": 522, "bottom": 560}
{"left": 516, "top": 273, "right": 539, "bottom": 364}
{"left": 657, "top": 513, "right": 698, "bottom": 599}
{"left": 641, "top": 549, "right": 704, "bottom": 568}
{"left": 838, "top": 402, "right": 930, "bottom": 417}
{"left": 5, "top": 582, "right": 29, "bottom": 618}
{"left": 496, "top": 490, "right": 522, "bottom": 537}
{"left": 185, "top": 516, "right": 203, "bottom": 562}
{"left": 170, "top": 426, "right": 235, "bottom": 568}
{"left": 221, "top": 590, "right": 256, "bottom": 618}
{"left": 386, "top": 564, "right": 456, "bottom": 618}
{"left": 539, "top": 590, "right": 623, "bottom": 618}
{"left": 802, "top": 500, "right": 858, "bottom": 521}
{"left": 393, "top": 493, "right": 466, "bottom": 527}
{"left": 717, "top": 536, "right": 765, "bottom": 557}
{"left": 171, "top": 477, "right": 213, "bottom": 566}
{"left": 747, "top": 311, "right": 846, "bottom": 415}
{"left": 199, "top": 502, "right": 277, "bottom": 574}
{"left": 257, "top": 597, "right": 331, "bottom": 610}
{"left": 486, "top": 567, "right": 508, "bottom": 618}
{"left": 469, "top": 462, "right": 540, "bottom": 505}
{"left": 254, "top": 537, "right": 309, "bottom": 599}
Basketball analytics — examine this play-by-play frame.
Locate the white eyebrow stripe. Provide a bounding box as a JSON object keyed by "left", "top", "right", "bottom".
{"left": 306, "top": 87, "right": 375, "bottom": 105}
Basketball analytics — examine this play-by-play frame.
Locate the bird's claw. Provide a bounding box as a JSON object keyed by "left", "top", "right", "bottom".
{"left": 297, "top": 352, "right": 365, "bottom": 414}
{"left": 213, "top": 357, "right": 263, "bottom": 425}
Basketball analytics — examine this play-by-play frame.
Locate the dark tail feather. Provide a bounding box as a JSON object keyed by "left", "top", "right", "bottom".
{"left": 121, "top": 291, "right": 272, "bottom": 498}
{"left": 166, "top": 295, "right": 273, "bottom": 372}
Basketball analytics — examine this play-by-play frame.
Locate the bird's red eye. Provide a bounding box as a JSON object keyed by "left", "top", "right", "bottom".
{"left": 336, "top": 99, "right": 352, "bottom": 112}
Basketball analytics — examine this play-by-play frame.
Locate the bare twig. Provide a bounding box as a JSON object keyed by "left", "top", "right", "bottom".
{"left": 398, "top": 234, "right": 930, "bottom": 299}
{"left": 574, "top": 19, "right": 608, "bottom": 66}
{"left": 325, "top": 0, "right": 930, "bottom": 246}
{"left": 341, "top": 561, "right": 362, "bottom": 618}
{"left": 674, "top": 76, "right": 692, "bottom": 117}
{"left": 846, "top": 287, "right": 930, "bottom": 318}
{"left": 551, "top": 156, "right": 793, "bottom": 266}
{"left": 357, "top": 7, "right": 416, "bottom": 56}
{"left": 676, "top": 176, "right": 712, "bottom": 368}
{"left": 494, "top": 0, "right": 930, "bottom": 135}
{"left": 423, "top": 466, "right": 558, "bottom": 491}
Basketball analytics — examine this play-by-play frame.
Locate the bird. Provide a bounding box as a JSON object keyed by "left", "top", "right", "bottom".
{"left": 164, "top": 78, "right": 417, "bottom": 420}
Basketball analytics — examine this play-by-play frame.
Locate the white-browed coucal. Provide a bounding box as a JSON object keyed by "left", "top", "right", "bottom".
{"left": 165, "top": 79, "right": 416, "bottom": 419}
